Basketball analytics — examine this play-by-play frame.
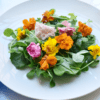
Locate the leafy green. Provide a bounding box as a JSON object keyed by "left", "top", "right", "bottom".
{"left": 4, "top": 28, "right": 13, "bottom": 37}
{"left": 36, "top": 67, "right": 45, "bottom": 77}
{"left": 90, "top": 60, "right": 99, "bottom": 67}
{"left": 10, "top": 53, "right": 29, "bottom": 69}
{"left": 53, "top": 65, "right": 66, "bottom": 76}
{"left": 27, "top": 69, "right": 35, "bottom": 79}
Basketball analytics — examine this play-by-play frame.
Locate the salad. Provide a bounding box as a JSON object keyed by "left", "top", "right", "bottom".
{"left": 3, "top": 9, "right": 100, "bottom": 87}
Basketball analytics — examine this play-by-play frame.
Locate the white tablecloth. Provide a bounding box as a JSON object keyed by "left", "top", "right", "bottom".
{"left": 0, "top": 0, "right": 100, "bottom": 100}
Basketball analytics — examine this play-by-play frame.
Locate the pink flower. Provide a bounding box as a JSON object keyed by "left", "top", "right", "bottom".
{"left": 58, "top": 21, "right": 75, "bottom": 36}
{"left": 35, "top": 22, "right": 56, "bottom": 40}
{"left": 26, "top": 42, "right": 41, "bottom": 59}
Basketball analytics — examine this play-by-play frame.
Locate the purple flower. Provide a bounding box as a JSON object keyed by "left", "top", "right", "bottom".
{"left": 58, "top": 21, "right": 75, "bottom": 36}
{"left": 26, "top": 42, "right": 41, "bottom": 59}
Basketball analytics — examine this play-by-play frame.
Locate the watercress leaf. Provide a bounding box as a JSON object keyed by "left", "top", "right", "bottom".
{"left": 42, "top": 72, "right": 50, "bottom": 78}
{"left": 11, "top": 31, "right": 16, "bottom": 39}
{"left": 72, "top": 54, "right": 84, "bottom": 63}
{"left": 77, "top": 50, "right": 89, "bottom": 55}
{"left": 12, "top": 41, "right": 27, "bottom": 47}
{"left": 82, "top": 37, "right": 88, "bottom": 42}
{"left": 36, "top": 18, "right": 41, "bottom": 23}
{"left": 68, "top": 13, "right": 77, "bottom": 20}
{"left": 36, "top": 67, "right": 45, "bottom": 77}
{"left": 4, "top": 28, "right": 13, "bottom": 37}
{"left": 53, "top": 65, "right": 66, "bottom": 76}
{"left": 56, "top": 56, "right": 64, "bottom": 65}
{"left": 50, "top": 79, "right": 55, "bottom": 87}
{"left": 10, "top": 53, "right": 29, "bottom": 69}
{"left": 27, "top": 69, "right": 35, "bottom": 79}
{"left": 76, "top": 38, "right": 82, "bottom": 47}
{"left": 90, "top": 60, "right": 99, "bottom": 67}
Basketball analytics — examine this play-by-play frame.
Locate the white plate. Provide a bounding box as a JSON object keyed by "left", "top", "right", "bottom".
{"left": 0, "top": 0, "right": 100, "bottom": 99}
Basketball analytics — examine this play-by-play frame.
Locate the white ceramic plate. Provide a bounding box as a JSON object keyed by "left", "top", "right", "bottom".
{"left": 0, "top": 0, "right": 100, "bottom": 99}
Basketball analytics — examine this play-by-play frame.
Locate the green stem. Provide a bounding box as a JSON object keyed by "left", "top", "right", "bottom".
{"left": 80, "top": 60, "right": 94, "bottom": 71}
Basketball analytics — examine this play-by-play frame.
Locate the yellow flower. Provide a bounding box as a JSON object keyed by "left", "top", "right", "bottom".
{"left": 88, "top": 44, "right": 100, "bottom": 59}
{"left": 17, "top": 28, "right": 26, "bottom": 41}
{"left": 42, "top": 37, "right": 59, "bottom": 56}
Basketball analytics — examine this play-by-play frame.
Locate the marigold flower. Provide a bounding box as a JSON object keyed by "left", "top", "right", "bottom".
{"left": 17, "top": 28, "right": 26, "bottom": 41}
{"left": 23, "top": 18, "right": 36, "bottom": 31}
{"left": 47, "top": 56, "right": 57, "bottom": 66}
{"left": 88, "top": 44, "right": 100, "bottom": 59}
{"left": 42, "top": 37, "right": 59, "bottom": 56}
{"left": 55, "top": 33, "right": 74, "bottom": 50}
{"left": 58, "top": 21, "right": 75, "bottom": 36}
{"left": 78, "top": 21, "right": 92, "bottom": 37}
{"left": 26, "top": 42, "right": 41, "bottom": 59}
{"left": 35, "top": 22, "right": 56, "bottom": 40}
{"left": 39, "top": 55, "right": 57, "bottom": 70}
{"left": 41, "top": 10, "right": 54, "bottom": 23}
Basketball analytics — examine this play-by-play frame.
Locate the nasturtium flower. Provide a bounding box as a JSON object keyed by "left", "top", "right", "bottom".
{"left": 42, "top": 37, "right": 59, "bottom": 56}
{"left": 88, "top": 44, "right": 100, "bottom": 59}
{"left": 78, "top": 21, "right": 92, "bottom": 37}
{"left": 39, "top": 55, "right": 57, "bottom": 70}
{"left": 17, "top": 28, "right": 25, "bottom": 41}
{"left": 55, "top": 33, "right": 74, "bottom": 50}
{"left": 26, "top": 42, "right": 41, "bottom": 59}
{"left": 58, "top": 21, "right": 75, "bottom": 36}
{"left": 41, "top": 9, "right": 54, "bottom": 23}
{"left": 35, "top": 22, "right": 56, "bottom": 40}
{"left": 23, "top": 18, "right": 36, "bottom": 31}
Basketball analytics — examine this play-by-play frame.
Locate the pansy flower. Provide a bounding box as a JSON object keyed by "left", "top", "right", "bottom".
{"left": 58, "top": 21, "right": 75, "bottom": 36}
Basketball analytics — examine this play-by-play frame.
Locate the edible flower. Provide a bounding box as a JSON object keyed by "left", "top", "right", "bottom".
{"left": 78, "top": 21, "right": 92, "bottom": 37}
{"left": 35, "top": 22, "right": 56, "bottom": 40}
{"left": 42, "top": 37, "right": 59, "bottom": 56}
{"left": 58, "top": 21, "right": 75, "bottom": 36}
{"left": 17, "top": 28, "right": 25, "bottom": 41}
{"left": 39, "top": 55, "right": 57, "bottom": 70}
{"left": 23, "top": 18, "right": 36, "bottom": 31}
{"left": 88, "top": 44, "right": 100, "bottom": 59}
{"left": 55, "top": 33, "right": 74, "bottom": 50}
{"left": 41, "top": 10, "right": 54, "bottom": 23}
{"left": 26, "top": 42, "right": 41, "bottom": 59}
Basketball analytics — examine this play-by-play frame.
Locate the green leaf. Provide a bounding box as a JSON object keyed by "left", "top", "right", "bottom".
{"left": 50, "top": 79, "right": 55, "bottom": 87}
{"left": 68, "top": 13, "right": 77, "bottom": 20}
{"left": 90, "top": 60, "right": 99, "bottom": 67}
{"left": 4, "top": 28, "right": 13, "bottom": 37}
{"left": 10, "top": 53, "right": 29, "bottom": 69}
{"left": 77, "top": 50, "right": 89, "bottom": 55}
{"left": 12, "top": 41, "right": 27, "bottom": 47}
{"left": 36, "top": 67, "right": 45, "bottom": 77}
{"left": 76, "top": 38, "right": 82, "bottom": 47}
{"left": 56, "top": 56, "right": 64, "bottom": 65}
{"left": 72, "top": 54, "right": 84, "bottom": 63}
{"left": 27, "top": 69, "right": 35, "bottom": 79}
{"left": 53, "top": 65, "right": 66, "bottom": 76}
{"left": 42, "top": 72, "right": 50, "bottom": 78}
{"left": 11, "top": 31, "right": 16, "bottom": 39}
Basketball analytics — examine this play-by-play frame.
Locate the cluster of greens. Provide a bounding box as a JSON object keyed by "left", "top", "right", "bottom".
{"left": 4, "top": 9, "right": 99, "bottom": 87}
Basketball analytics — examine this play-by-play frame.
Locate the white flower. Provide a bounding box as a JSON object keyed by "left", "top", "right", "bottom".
{"left": 35, "top": 22, "right": 56, "bottom": 40}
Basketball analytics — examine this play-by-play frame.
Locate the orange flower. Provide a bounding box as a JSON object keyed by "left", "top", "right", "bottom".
{"left": 41, "top": 10, "right": 54, "bottom": 23}
{"left": 39, "top": 55, "right": 57, "bottom": 70}
{"left": 78, "top": 21, "right": 92, "bottom": 37}
{"left": 23, "top": 18, "right": 36, "bottom": 31}
{"left": 55, "top": 33, "right": 74, "bottom": 50}
{"left": 47, "top": 56, "right": 57, "bottom": 66}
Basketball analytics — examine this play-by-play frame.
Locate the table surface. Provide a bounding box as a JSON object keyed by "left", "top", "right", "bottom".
{"left": 0, "top": 0, "right": 100, "bottom": 100}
